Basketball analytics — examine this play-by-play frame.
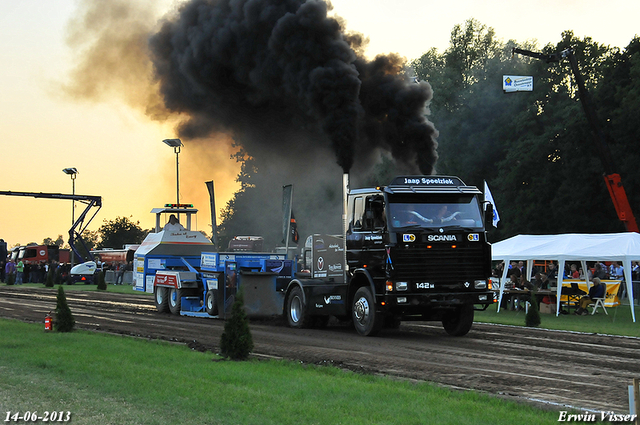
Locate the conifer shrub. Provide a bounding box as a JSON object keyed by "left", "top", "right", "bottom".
{"left": 220, "top": 290, "right": 253, "bottom": 360}
{"left": 45, "top": 267, "right": 55, "bottom": 288}
{"left": 96, "top": 271, "right": 107, "bottom": 291}
{"left": 54, "top": 285, "right": 75, "bottom": 332}
{"left": 525, "top": 290, "right": 541, "bottom": 327}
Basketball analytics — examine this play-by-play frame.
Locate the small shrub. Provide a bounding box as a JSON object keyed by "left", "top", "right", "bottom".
{"left": 220, "top": 290, "right": 253, "bottom": 360}
{"left": 55, "top": 268, "right": 63, "bottom": 286}
{"left": 96, "top": 271, "right": 107, "bottom": 291}
{"left": 525, "top": 291, "right": 541, "bottom": 327}
{"left": 45, "top": 267, "right": 55, "bottom": 288}
{"left": 54, "top": 286, "right": 75, "bottom": 332}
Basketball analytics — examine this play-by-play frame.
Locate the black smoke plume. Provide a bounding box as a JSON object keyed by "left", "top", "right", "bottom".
{"left": 149, "top": 0, "right": 438, "bottom": 174}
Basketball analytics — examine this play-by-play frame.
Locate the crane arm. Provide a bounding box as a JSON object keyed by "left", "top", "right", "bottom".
{"left": 512, "top": 47, "right": 638, "bottom": 232}
{"left": 0, "top": 191, "right": 103, "bottom": 261}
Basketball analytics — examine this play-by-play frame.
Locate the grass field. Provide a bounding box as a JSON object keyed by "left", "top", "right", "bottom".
{"left": 1, "top": 282, "right": 637, "bottom": 424}
{"left": 0, "top": 319, "right": 561, "bottom": 425}
{"left": 475, "top": 301, "right": 640, "bottom": 337}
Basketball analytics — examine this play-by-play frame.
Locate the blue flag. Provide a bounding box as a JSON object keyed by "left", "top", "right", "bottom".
{"left": 484, "top": 181, "right": 500, "bottom": 228}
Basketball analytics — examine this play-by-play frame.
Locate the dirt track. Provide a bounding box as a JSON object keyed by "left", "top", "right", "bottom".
{"left": 1, "top": 286, "right": 638, "bottom": 414}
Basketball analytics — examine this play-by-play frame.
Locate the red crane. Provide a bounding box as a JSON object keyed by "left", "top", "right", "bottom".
{"left": 512, "top": 47, "right": 638, "bottom": 233}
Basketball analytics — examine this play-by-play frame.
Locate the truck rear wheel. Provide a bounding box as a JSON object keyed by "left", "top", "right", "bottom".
{"left": 205, "top": 290, "right": 218, "bottom": 316}
{"left": 286, "top": 286, "right": 313, "bottom": 328}
{"left": 352, "top": 287, "right": 383, "bottom": 336}
{"left": 442, "top": 304, "right": 474, "bottom": 336}
{"left": 168, "top": 287, "right": 182, "bottom": 315}
{"left": 154, "top": 286, "right": 169, "bottom": 313}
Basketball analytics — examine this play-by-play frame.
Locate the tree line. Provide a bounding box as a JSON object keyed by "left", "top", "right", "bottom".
{"left": 410, "top": 19, "right": 640, "bottom": 241}
{"left": 215, "top": 19, "right": 640, "bottom": 247}
{"left": 20, "top": 216, "right": 149, "bottom": 259}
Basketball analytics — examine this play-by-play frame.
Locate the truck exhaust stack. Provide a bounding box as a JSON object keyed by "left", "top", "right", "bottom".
{"left": 343, "top": 172, "right": 350, "bottom": 235}
{"left": 343, "top": 172, "right": 349, "bottom": 277}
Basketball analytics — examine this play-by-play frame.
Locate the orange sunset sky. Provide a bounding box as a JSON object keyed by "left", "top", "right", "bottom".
{"left": 1, "top": 0, "right": 638, "bottom": 249}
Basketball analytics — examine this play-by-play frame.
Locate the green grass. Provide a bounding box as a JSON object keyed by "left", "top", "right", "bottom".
{"left": 1, "top": 282, "right": 150, "bottom": 296}
{"left": 475, "top": 302, "right": 640, "bottom": 337}
{"left": 0, "top": 319, "right": 560, "bottom": 425}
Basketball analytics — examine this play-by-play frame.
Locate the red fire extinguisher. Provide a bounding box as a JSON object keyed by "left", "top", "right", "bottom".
{"left": 45, "top": 312, "right": 52, "bottom": 331}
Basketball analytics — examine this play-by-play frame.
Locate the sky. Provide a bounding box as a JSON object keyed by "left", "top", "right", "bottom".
{"left": 1, "top": 0, "right": 638, "bottom": 250}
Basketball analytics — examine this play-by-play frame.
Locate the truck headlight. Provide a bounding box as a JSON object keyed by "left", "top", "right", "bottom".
{"left": 474, "top": 280, "right": 487, "bottom": 289}
{"left": 478, "top": 295, "right": 488, "bottom": 301}
{"left": 396, "top": 281, "right": 408, "bottom": 291}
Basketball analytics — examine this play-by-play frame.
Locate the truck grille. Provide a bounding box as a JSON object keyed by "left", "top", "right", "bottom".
{"left": 391, "top": 245, "right": 486, "bottom": 284}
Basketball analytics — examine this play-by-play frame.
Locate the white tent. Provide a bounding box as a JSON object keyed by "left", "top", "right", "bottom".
{"left": 492, "top": 233, "right": 640, "bottom": 321}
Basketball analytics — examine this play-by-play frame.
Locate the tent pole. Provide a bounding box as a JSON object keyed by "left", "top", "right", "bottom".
{"left": 557, "top": 259, "right": 566, "bottom": 316}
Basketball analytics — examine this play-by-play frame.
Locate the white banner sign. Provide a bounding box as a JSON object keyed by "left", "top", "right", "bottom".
{"left": 503, "top": 75, "right": 533, "bottom": 92}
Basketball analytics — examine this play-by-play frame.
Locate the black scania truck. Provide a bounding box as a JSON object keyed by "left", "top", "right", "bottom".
{"left": 285, "top": 175, "right": 494, "bottom": 336}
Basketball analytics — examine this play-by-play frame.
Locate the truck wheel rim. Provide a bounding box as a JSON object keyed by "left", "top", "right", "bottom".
{"left": 354, "top": 297, "right": 370, "bottom": 325}
{"left": 290, "top": 296, "right": 302, "bottom": 323}
{"left": 206, "top": 295, "right": 213, "bottom": 310}
{"left": 156, "top": 291, "right": 163, "bottom": 304}
{"left": 170, "top": 289, "right": 176, "bottom": 307}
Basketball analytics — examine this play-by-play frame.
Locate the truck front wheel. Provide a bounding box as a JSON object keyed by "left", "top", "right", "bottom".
{"left": 352, "top": 287, "right": 383, "bottom": 336}
{"left": 168, "top": 287, "right": 182, "bottom": 315}
{"left": 154, "top": 286, "right": 169, "bottom": 313}
{"left": 442, "top": 304, "right": 474, "bottom": 336}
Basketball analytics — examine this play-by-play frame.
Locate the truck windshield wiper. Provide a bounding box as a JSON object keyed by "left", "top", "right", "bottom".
{"left": 393, "top": 224, "right": 426, "bottom": 231}
{"left": 442, "top": 225, "right": 478, "bottom": 232}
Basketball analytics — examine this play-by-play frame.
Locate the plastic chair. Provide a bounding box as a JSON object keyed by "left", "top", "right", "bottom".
{"left": 589, "top": 283, "right": 608, "bottom": 315}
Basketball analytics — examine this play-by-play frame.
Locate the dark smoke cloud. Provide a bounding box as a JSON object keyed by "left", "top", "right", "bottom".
{"left": 149, "top": 0, "right": 438, "bottom": 174}
{"left": 62, "top": 0, "right": 439, "bottom": 248}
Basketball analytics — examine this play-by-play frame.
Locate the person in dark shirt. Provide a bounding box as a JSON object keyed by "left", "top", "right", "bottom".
{"left": 575, "top": 278, "right": 605, "bottom": 315}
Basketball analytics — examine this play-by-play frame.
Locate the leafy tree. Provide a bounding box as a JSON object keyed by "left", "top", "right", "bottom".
{"left": 43, "top": 235, "right": 65, "bottom": 247}
{"left": 411, "top": 21, "right": 639, "bottom": 240}
{"left": 54, "top": 285, "right": 75, "bottom": 332}
{"left": 217, "top": 147, "right": 259, "bottom": 250}
{"left": 97, "top": 216, "right": 148, "bottom": 249}
{"left": 219, "top": 290, "right": 253, "bottom": 360}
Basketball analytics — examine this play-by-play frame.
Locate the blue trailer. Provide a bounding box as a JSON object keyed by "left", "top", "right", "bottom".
{"left": 133, "top": 206, "right": 293, "bottom": 318}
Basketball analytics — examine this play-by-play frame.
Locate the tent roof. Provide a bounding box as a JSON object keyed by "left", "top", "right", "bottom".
{"left": 492, "top": 233, "right": 640, "bottom": 262}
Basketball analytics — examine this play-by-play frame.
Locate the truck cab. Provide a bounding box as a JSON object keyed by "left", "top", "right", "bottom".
{"left": 344, "top": 176, "right": 493, "bottom": 335}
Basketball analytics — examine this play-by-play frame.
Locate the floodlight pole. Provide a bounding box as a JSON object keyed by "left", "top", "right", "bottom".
{"left": 162, "top": 139, "right": 183, "bottom": 206}
{"left": 62, "top": 167, "right": 78, "bottom": 267}
{"left": 174, "top": 145, "right": 180, "bottom": 205}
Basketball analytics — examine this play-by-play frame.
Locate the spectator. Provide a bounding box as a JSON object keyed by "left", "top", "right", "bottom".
{"left": 533, "top": 272, "right": 549, "bottom": 290}
{"left": 16, "top": 259, "right": 24, "bottom": 284}
{"left": 609, "top": 262, "right": 624, "bottom": 280}
{"left": 546, "top": 262, "right": 557, "bottom": 280}
{"left": 575, "top": 277, "right": 605, "bottom": 315}
{"left": 493, "top": 261, "right": 504, "bottom": 278}
{"left": 115, "top": 263, "right": 125, "bottom": 285}
{"left": 508, "top": 261, "right": 521, "bottom": 279}
{"left": 4, "top": 259, "right": 16, "bottom": 283}
{"left": 594, "top": 262, "right": 608, "bottom": 280}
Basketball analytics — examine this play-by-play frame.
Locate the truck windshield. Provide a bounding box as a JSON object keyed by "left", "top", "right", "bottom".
{"left": 387, "top": 194, "right": 483, "bottom": 230}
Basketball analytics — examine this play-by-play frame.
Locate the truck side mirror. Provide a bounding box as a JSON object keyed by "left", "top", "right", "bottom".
{"left": 484, "top": 203, "right": 494, "bottom": 228}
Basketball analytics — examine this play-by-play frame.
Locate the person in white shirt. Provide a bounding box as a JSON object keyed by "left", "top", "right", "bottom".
{"left": 164, "top": 214, "right": 186, "bottom": 231}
